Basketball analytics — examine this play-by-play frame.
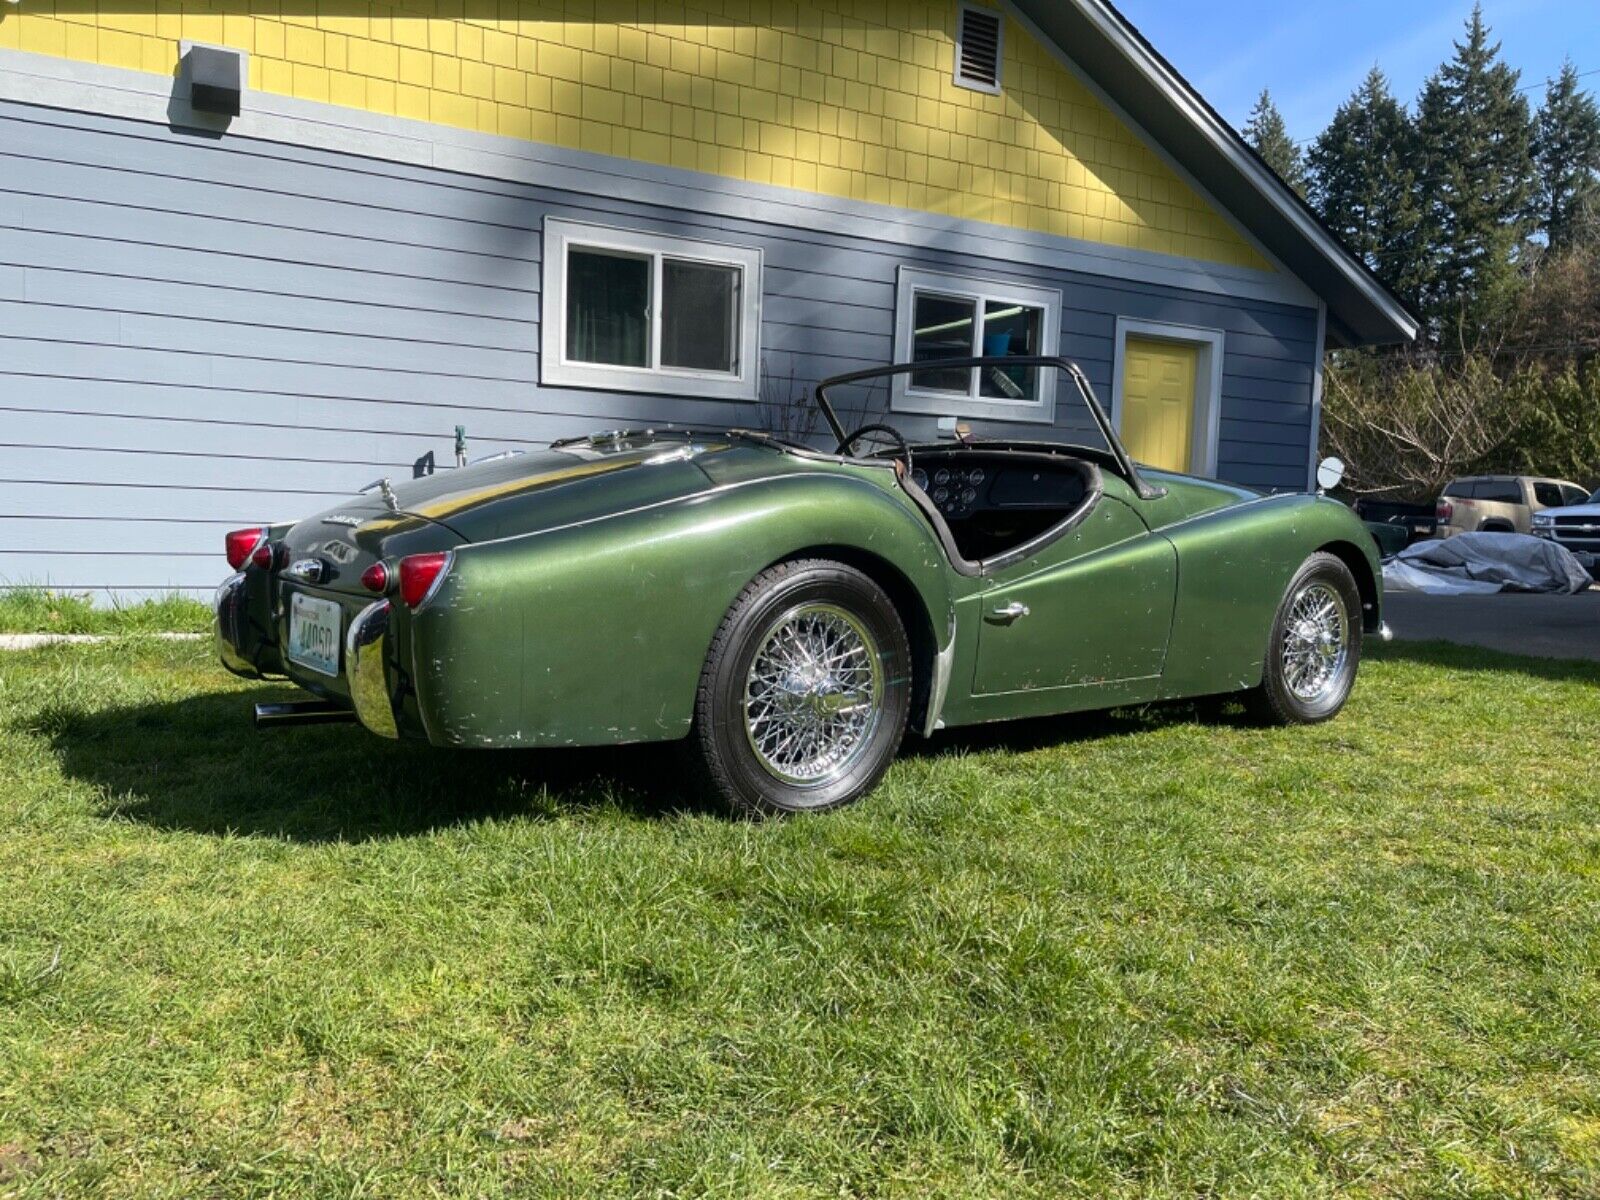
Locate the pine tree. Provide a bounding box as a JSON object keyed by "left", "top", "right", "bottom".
{"left": 1307, "top": 67, "right": 1429, "bottom": 306}
{"left": 1243, "top": 89, "right": 1307, "bottom": 195}
{"left": 1412, "top": 5, "right": 1537, "bottom": 335}
{"left": 1534, "top": 61, "right": 1600, "bottom": 249}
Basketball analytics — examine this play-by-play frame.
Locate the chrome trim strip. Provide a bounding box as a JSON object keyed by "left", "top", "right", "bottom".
{"left": 346, "top": 600, "right": 399, "bottom": 739}
{"left": 213, "top": 571, "right": 261, "bottom": 679}
{"left": 923, "top": 635, "right": 957, "bottom": 737}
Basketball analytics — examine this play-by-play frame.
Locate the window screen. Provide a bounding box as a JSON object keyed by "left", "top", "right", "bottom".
{"left": 661, "top": 259, "right": 739, "bottom": 374}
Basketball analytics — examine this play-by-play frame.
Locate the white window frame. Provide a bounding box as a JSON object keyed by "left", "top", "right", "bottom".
{"left": 953, "top": 2, "right": 1005, "bottom": 95}
{"left": 540, "top": 218, "right": 763, "bottom": 402}
{"left": 891, "top": 267, "right": 1062, "bottom": 424}
{"left": 1110, "top": 318, "right": 1227, "bottom": 479}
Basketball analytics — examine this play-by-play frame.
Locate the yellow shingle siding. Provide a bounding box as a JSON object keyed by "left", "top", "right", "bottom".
{"left": 1, "top": 0, "right": 1267, "bottom": 270}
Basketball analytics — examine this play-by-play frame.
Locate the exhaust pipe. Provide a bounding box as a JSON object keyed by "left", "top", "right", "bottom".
{"left": 253, "top": 700, "right": 358, "bottom": 729}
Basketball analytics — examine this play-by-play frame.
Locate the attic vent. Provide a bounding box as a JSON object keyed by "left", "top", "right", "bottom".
{"left": 955, "top": 4, "right": 1003, "bottom": 94}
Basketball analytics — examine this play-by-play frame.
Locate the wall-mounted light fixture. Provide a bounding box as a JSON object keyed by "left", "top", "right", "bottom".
{"left": 182, "top": 43, "right": 245, "bottom": 116}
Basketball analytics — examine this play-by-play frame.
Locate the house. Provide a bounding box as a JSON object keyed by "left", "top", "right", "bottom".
{"left": 0, "top": 0, "right": 1416, "bottom": 598}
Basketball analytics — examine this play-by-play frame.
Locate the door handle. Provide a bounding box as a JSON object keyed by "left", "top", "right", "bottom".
{"left": 987, "top": 601, "right": 1030, "bottom": 624}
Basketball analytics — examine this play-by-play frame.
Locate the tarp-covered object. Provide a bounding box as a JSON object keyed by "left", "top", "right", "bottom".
{"left": 1383, "top": 532, "right": 1594, "bottom": 595}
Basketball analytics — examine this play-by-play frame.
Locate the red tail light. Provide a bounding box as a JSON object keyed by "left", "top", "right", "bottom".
{"left": 225, "top": 527, "right": 265, "bottom": 570}
{"left": 398, "top": 552, "right": 451, "bottom": 608}
{"left": 360, "top": 561, "right": 391, "bottom": 594}
{"left": 1436, "top": 501, "right": 1453, "bottom": 523}
{"left": 251, "top": 540, "right": 277, "bottom": 570}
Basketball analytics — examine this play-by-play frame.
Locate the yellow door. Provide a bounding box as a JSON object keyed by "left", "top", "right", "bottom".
{"left": 1121, "top": 338, "right": 1198, "bottom": 473}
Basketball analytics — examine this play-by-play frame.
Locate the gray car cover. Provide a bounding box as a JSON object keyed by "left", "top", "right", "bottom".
{"left": 1382, "top": 532, "right": 1594, "bottom": 595}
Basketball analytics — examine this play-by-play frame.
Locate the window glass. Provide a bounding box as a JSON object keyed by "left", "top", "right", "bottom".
{"left": 911, "top": 293, "right": 979, "bottom": 393}
{"left": 1563, "top": 485, "right": 1589, "bottom": 506}
{"left": 566, "top": 248, "right": 649, "bottom": 367}
{"left": 1443, "top": 479, "right": 1470, "bottom": 497}
{"left": 978, "top": 300, "right": 1043, "bottom": 400}
{"left": 661, "top": 259, "right": 739, "bottom": 374}
{"left": 1477, "top": 480, "right": 1523, "bottom": 504}
{"left": 1533, "top": 482, "right": 1563, "bottom": 507}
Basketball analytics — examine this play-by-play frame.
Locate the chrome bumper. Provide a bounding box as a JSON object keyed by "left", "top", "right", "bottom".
{"left": 213, "top": 571, "right": 263, "bottom": 679}
{"left": 346, "top": 600, "right": 399, "bottom": 739}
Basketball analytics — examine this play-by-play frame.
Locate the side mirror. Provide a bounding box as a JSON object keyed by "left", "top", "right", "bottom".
{"left": 1316, "top": 456, "right": 1346, "bottom": 494}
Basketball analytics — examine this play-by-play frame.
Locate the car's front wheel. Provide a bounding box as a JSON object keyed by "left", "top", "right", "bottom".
{"left": 692, "top": 559, "right": 912, "bottom": 816}
{"left": 1245, "top": 551, "right": 1363, "bottom": 725}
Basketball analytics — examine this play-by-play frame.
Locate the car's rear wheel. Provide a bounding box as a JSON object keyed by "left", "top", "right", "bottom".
{"left": 1245, "top": 552, "right": 1363, "bottom": 725}
{"left": 692, "top": 559, "right": 911, "bottom": 816}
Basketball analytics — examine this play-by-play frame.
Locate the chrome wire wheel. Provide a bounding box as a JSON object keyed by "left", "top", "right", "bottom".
{"left": 743, "top": 602, "right": 885, "bottom": 788}
{"left": 1281, "top": 580, "right": 1350, "bottom": 703}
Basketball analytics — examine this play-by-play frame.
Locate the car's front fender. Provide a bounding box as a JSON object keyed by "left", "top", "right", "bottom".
{"left": 1157, "top": 493, "right": 1381, "bottom": 699}
{"left": 405, "top": 472, "right": 956, "bottom": 748}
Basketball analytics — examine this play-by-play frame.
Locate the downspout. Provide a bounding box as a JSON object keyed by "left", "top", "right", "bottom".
{"left": 1307, "top": 301, "right": 1328, "bottom": 492}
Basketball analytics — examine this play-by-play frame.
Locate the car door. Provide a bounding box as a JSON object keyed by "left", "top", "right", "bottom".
{"left": 972, "top": 492, "right": 1176, "bottom": 696}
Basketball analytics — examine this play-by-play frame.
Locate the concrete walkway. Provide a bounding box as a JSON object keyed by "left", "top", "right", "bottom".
{"left": 0, "top": 632, "right": 203, "bottom": 651}
{"left": 1384, "top": 591, "right": 1600, "bottom": 662}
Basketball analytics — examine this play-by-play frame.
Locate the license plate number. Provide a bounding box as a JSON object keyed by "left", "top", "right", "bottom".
{"left": 287, "top": 593, "right": 342, "bottom": 677}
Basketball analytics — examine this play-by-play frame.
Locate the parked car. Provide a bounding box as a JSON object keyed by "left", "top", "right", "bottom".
{"left": 1352, "top": 498, "right": 1438, "bottom": 545}
{"left": 215, "top": 355, "right": 1385, "bottom": 816}
{"left": 1435, "top": 476, "right": 1589, "bottom": 537}
{"left": 1531, "top": 485, "right": 1600, "bottom": 576}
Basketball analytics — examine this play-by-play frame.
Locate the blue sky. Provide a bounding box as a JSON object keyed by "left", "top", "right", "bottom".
{"left": 1115, "top": 0, "right": 1600, "bottom": 146}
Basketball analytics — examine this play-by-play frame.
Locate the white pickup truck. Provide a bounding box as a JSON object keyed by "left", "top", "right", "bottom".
{"left": 1531, "top": 485, "right": 1600, "bottom": 569}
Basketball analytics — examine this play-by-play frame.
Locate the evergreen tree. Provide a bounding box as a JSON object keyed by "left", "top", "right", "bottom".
{"left": 1534, "top": 61, "right": 1600, "bottom": 249}
{"left": 1243, "top": 89, "right": 1307, "bottom": 195}
{"left": 1412, "top": 5, "right": 1537, "bottom": 336}
{"left": 1307, "top": 67, "right": 1429, "bottom": 306}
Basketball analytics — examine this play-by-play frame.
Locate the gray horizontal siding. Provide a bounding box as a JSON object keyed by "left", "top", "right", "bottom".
{"left": 0, "top": 96, "right": 1321, "bottom": 595}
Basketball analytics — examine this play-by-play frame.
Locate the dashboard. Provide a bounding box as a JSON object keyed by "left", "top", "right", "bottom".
{"left": 909, "top": 455, "right": 1088, "bottom": 522}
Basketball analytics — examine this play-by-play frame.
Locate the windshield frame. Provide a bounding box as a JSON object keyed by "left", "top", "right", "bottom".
{"left": 814, "top": 355, "right": 1165, "bottom": 500}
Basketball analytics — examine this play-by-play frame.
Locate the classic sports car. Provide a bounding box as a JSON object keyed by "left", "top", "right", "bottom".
{"left": 216, "top": 356, "right": 1385, "bottom": 815}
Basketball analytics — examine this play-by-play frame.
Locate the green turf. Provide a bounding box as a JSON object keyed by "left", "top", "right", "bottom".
{"left": 0, "top": 588, "right": 210, "bottom": 636}
{"left": 0, "top": 639, "right": 1596, "bottom": 1197}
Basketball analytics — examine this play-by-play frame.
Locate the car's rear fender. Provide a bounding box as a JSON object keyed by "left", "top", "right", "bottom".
{"left": 1157, "top": 494, "right": 1381, "bottom": 700}
{"left": 405, "top": 472, "right": 957, "bottom": 748}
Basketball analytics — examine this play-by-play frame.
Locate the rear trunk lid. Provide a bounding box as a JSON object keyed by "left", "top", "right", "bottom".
{"left": 278, "top": 436, "right": 730, "bottom": 595}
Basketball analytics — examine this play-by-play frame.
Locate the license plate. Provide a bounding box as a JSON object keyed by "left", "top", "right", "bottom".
{"left": 287, "top": 593, "right": 342, "bottom": 677}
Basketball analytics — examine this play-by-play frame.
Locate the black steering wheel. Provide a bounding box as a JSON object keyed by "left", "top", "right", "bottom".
{"left": 837, "top": 423, "right": 913, "bottom": 478}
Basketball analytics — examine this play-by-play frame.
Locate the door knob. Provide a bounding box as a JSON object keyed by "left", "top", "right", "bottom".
{"left": 987, "top": 601, "right": 1030, "bottom": 624}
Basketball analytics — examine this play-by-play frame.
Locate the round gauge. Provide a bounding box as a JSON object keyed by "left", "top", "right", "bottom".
{"left": 934, "top": 469, "right": 951, "bottom": 486}
{"left": 933, "top": 488, "right": 950, "bottom": 505}
{"left": 911, "top": 468, "right": 928, "bottom": 491}
{"left": 961, "top": 488, "right": 977, "bottom": 505}
{"left": 968, "top": 468, "right": 985, "bottom": 486}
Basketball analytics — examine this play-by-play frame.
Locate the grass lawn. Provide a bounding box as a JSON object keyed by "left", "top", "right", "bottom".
{"left": 0, "top": 638, "right": 1597, "bottom": 1198}
{"left": 0, "top": 589, "right": 209, "bottom": 636}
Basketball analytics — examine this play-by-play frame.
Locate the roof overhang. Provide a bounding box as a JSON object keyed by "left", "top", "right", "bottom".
{"left": 1012, "top": 0, "right": 1419, "bottom": 348}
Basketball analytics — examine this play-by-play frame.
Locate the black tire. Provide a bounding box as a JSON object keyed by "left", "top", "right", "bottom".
{"left": 692, "top": 559, "right": 912, "bottom": 817}
{"left": 1244, "top": 552, "right": 1363, "bottom": 725}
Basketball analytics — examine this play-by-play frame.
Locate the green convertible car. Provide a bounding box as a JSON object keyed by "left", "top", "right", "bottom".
{"left": 216, "top": 355, "right": 1385, "bottom": 815}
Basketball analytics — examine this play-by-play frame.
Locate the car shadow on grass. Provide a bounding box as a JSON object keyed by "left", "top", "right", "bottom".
{"left": 41, "top": 685, "right": 723, "bottom": 843}
{"left": 43, "top": 677, "right": 1231, "bottom": 842}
